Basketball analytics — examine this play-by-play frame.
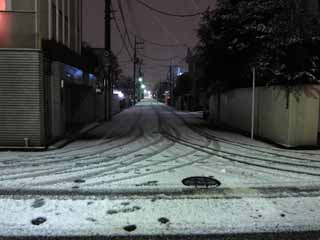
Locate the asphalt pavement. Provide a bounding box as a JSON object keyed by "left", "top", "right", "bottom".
{"left": 0, "top": 99, "right": 320, "bottom": 239}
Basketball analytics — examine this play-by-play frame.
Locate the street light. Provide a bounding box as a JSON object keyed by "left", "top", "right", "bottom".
{"left": 141, "top": 84, "right": 146, "bottom": 89}
{"left": 138, "top": 77, "right": 143, "bottom": 82}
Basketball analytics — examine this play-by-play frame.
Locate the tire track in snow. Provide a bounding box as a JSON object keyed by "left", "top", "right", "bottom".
{"left": 173, "top": 109, "right": 320, "bottom": 161}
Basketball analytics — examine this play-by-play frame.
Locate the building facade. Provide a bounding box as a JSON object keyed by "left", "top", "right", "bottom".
{"left": 0, "top": 0, "right": 104, "bottom": 148}
{"left": 0, "top": 0, "right": 82, "bottom": 51}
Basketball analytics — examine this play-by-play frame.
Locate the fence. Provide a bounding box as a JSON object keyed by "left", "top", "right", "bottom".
{"left": 209, "top": 86, "right": 320, "bottom": 147}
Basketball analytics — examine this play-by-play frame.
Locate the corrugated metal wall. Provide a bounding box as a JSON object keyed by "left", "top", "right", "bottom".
{"left": 0, "top": 49, "right": 45, "bottom": 147}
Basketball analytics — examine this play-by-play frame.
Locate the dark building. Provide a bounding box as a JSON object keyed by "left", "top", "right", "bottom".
{"left": 0, "top": 0, "right": 104, "bottom": 148}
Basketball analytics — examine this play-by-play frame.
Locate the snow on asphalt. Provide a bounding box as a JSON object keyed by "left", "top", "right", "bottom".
{"left": 1, "top": 99, "right": 320, "bottom": 237}
{"left": 1, "top": 195, "right": 320, "bottom": 236}
{"left": 0, "top": 99, "right": 320, "bottom": 191}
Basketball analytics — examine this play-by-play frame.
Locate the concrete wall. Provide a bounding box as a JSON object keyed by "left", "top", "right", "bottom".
{"left": 3, "top": 0, "right": 82, "bottom": 52}
{"left": 287, "top": 88, "right": 319, "bottom": 146}
{"left": 50, "top": 62, "right": 66, "bottom": 139}
{"left": 209, "top": 86, "right": 320, "bottom": 147}
{"left": 50, "top": 61, "right": 98, "bottom": 136}
{"left": 66, "top": 86, "right": 96, "bottom": 126}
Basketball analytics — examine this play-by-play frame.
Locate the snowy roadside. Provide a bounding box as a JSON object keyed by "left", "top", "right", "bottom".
{"left": 0, "top": 192, "right": 320, "bottom": 238}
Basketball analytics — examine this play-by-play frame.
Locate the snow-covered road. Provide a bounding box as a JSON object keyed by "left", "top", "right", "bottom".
{"left": 0, "top": 98, "right": 320, "bottom": 193}
{"left": 1, "top": 99, "right": 320, "bottom": 238}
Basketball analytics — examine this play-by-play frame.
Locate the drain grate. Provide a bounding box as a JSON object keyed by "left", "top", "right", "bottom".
{"left": 182, "top": 176, "right": 221, "bottom": 188}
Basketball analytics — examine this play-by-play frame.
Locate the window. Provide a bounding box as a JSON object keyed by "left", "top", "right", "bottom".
{"left": 52, "top": 3, "right": 56, "bottom": 40}
{"left": 59, "top": 10, "right": 63, "bottom": 42}
{"left": 65, "top": 17, "right": 69, "bottom": 46}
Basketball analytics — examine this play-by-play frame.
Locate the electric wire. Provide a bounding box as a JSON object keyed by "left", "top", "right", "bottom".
{"left": 140, "top": 53, "right": 185, "bottom": 62}
{"left": 133, "top": 33, "right": 187, "bottom": 48}
{"left": 111, "top": 2, "right": 133, "bottom": 61}
{"left": 135, "top": 0, "right": 204, "bottom": 17}
{"left": 114, "top": 39, "right": 125, "bottom": 57}
{"left": 117, "top": 0, "right": 134, "bottom": 50}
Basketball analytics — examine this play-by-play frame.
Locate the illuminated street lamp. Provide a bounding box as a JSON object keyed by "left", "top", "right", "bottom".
{"left": 138, "top": 77, "right": 143, "bottom": 82}
{"left": 141, "top": 84, "right": 146, "bottom": 89}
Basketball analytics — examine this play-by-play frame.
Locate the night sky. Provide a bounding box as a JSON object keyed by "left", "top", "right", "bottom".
{"left": 83, "top": 0, "right": 214, "bottom": 89}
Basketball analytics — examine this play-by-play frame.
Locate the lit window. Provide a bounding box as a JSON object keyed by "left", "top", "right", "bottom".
{"left": 0, "top": 0, "right": 6, "bottom": 11}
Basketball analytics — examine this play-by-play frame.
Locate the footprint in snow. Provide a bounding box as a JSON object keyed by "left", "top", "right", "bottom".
{"left": 86, "top": 218, "right": 97, "bottom": 222}
{"left": 31, "top": 217, "right": 47, "bottom": 226}
{"left": 31, "top": 199, "right": 45, "bottom": 208}
{"left": 123, "top": 225, "right": 137, "bottom": 232}
{"left": 121, "top": 202, "right": 130, "bottom": 206}
{"left": 158, "top": 217, "right": 170, "bottom": 224}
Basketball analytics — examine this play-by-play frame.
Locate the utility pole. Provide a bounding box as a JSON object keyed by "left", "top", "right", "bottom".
{"left": 251, "top": 67, "right": 256, "bottom": 140}
{"left": 105, "top": 0, "right": 112, "bottom": 121}
{"left": 132, "top": 37, "right": 144, "bottom": 105}
{"left": 133, "top": 36, "right": 137, "bottom": 105}
{"left": 169, "top": 64, "right": 173, "bottom": 106}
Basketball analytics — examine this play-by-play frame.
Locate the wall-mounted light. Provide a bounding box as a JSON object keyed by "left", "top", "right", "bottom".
{"left": 61, "top": 79, "right": 64, "bottom": 89}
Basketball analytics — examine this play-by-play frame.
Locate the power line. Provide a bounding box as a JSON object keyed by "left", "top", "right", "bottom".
{"left": 132, "top": 33, "right": 187, "bottom": 48}
{"left": 140, "top": 53, "right": 185, "bottom": 62}
{"left": 117, "top": 0, "right": 134, "bottom": 50}
{"left": 125, "top": 2, "right": 186, "bottom": 48}
{"left": 111, "top": 2, "right": 133, "bottom": 60}
{"left": 135, "top": 0, "right": 204, "bottom": 18}
{"left": 125, "top": 0, "right": 143, "bottom": 39}
{"left": 114, "top": 40, "right": 125, "bottom": 56}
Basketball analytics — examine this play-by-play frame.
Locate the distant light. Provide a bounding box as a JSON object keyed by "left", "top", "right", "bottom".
{"left": 138, "top": 77, "right": 143, "bottom": 82}
{"left": 89, "top": 73, "right": 96, "bottom": 81}
{"left": 148, "top": 91, "right": 151, "bottom": 95}
{"left": 177, "top": 67, "right": 183, "bottom": 76}
{"left": 144, "top": 89, "right": 147, "bottom": 94}
{"left": 113, "top": 90, "right": 124, "bottom": 99}
{"left": 141, "top": 84, "right": 146, "bottom": 89}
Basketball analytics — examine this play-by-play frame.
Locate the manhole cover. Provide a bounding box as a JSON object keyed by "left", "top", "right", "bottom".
{"left": 182, "top": 176, "right": 221, "bottom": 188}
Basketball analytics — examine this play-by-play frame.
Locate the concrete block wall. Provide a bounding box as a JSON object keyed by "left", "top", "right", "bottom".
{"left": 209, "top": 86, "right": 320, "bottom": 147}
